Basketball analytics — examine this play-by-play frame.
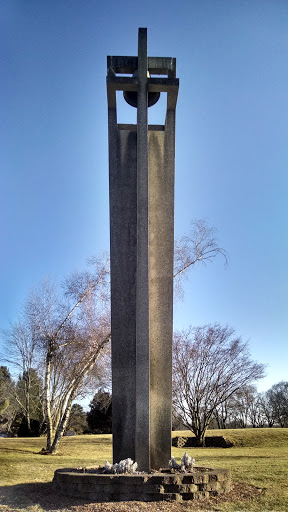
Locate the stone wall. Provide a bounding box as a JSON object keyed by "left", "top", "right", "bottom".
{"left": 53, "top": 467, "right": 231, "bottom": 502}
{"left": 172, "top": 436, "right": 233, "bottom": 448}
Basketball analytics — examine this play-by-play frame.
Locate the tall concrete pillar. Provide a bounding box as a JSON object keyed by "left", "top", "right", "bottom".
{"left": 107, "top": 28, "right": 179, "bottom": 472}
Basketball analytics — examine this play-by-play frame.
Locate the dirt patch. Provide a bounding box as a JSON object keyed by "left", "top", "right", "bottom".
{"left": 0, "top": 482, "right": 263, "bottom": 512}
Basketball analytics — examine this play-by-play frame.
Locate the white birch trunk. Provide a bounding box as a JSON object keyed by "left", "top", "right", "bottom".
{"left": 44, "top": 345, "right": 54, "bottom": 451}
{"left": 48, "top": 334, "right": 110, "bottom": 454}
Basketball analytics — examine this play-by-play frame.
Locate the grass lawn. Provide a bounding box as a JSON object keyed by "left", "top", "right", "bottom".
{"left": 0, "top": 428, "right": 288, "bottom": 511}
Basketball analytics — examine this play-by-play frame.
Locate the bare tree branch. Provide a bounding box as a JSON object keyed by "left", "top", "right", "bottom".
{"left": 174, "top": 219, "right": 228, "bottom": 280}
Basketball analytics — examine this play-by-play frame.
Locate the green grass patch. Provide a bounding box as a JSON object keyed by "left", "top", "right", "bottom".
{"left": 0, "top": 435, "right": 112, "bottom": 487}
{"left": 173, "top": 427, "right": 288, "bottom": 447}
{"left": 172, "top": 428, "right": 288, "bottom": 511}
{"left": 0, "top": 429, "right": 288, "bottom": 511}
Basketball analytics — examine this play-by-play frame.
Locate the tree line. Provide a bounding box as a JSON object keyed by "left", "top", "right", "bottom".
{"left": 0, "top": 370, "right": 112, "bottom": 436}
{"left": 2, "top": 363, "right": 286, "bottom": 442}
{"left": 0, "top": 219, "right": 279, "bottom": 451}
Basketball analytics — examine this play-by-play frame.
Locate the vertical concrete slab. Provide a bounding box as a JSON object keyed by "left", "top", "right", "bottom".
{"left": 148, "top": 125, "right": 175, "bottom": 469}
{"left": 109, "top": 126, "right": 137, "bottom": 463}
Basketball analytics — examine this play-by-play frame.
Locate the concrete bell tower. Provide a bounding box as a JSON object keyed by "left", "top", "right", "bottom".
{"left": 107, "top": 28, "right": 179, "bottom": 472}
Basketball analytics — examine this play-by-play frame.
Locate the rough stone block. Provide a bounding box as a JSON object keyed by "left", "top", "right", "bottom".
{"left": 77, "top": 482, "right": 93, "bottom": 493}
{"left": 179, "top": 484, "right": 198, "bottom": 493}
{"left": 192, "top": 491, "right": 209, "bottom": 500}
{"left": 142, "top": 484, "right": 164, "bottom": 494}
{"left": 181, "top": 493, "right": 198, "bottom": 500}
{"left": 100, "top": 484, "right": 115, "bottom": 494}
{"left": 190, "top": 473, "right": 209, "bottom": 484}
{"left": 222, "top": 480, "right": 232, "bottom": 492}
{"left": 203, "top": 482, "right": 220, "bottom": 492}
{"left": 87, "top": 493, "right": 110, "bottom": 501}
{"left": 86, "top": 475, "right": 113, "bottom": 485}
{"left": 117, "top": 475, "right": 147, "bottom": 485}
{"left": 166, "top": 493, "right": 183, "bottom": 501}
{"left": 162, "top": 484, "right": 181, "bottom": 493}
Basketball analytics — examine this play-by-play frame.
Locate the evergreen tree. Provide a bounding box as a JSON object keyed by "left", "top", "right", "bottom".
{"left": 0, "top": 366, "right": 18, "bottom": 433}
{"left": 66, "top": 403, "right": 87, "bottom": 434}
{"left": 87, "top": 390, "right": 112, "bottom": 434}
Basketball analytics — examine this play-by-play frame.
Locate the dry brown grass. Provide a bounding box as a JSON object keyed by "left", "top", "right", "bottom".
{"left": 1, "top": 429, "right": 287, "bottom": 512}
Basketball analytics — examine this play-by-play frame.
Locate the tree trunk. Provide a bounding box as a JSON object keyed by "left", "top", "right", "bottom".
{"left": 195, "top": 435, "right": 205, "bottom": 447}
{"left": 44, "top": 333, "right": 110, "bottom": 453}
{"left": 214, "top": 409, "right": 221, "bottom": 429}
{"left": 44, "top": 347, "right": 53, "bottom": 451}
{"left": 194, "top": 428, "right": 206, "bottom": 447}
{"left": 25, "top": 373, "right": 31, "bottom": 432}
{"left": 49, "top": 393, "right": 74, "bottom": 454}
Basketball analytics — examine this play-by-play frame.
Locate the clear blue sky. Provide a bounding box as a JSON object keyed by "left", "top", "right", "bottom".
{"left": 1, "top": 0, "right": 287, "bottom": 392}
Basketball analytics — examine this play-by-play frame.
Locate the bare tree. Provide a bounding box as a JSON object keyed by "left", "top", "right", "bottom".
{"left": 266, "top": 382, "right": 288, "bottom": 428}
{"left": 174, "top": 219, "right": 228, "bottom": 279}
{"left": 258, "top": 392, "right": 275, "bottom": 428}
{"left": 246, "top": 389, "right": 265, "bottom": 428}
{"left": 213, "top": 399, "right": 231, "bottom": 429}
{"left": 173, "top": 324, "right": 265, "bottom": 445}
{"left": 2, "top": 256, "right": 110, "bottom": 453}
{"left": 229, "top": 386, "right": 260, "bottom": 428}
{"left": 214, "top": 386, "right": 272, "bottom": 429}
{"left": 2, "top": 313, "right": 41, "bottom": 431}
{"left": 35, "top": 258, "right": 110, "bottom": 453}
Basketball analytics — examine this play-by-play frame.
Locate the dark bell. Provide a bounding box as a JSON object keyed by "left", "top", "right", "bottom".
{"left": 123, "top": 70, "right": 160, "bottom": 108}
{"left": 124, "top": 90, "right": 160, "bottom": 108}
